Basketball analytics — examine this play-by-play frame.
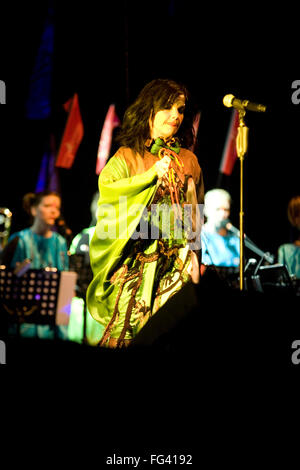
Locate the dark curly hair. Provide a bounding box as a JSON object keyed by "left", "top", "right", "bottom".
{"left": 116, "top": 78, "right": 196, "bottom": 155}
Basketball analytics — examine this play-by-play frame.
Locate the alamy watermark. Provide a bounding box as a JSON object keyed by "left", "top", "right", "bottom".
{"left": 0, "top": 340, "right": 6, "bottom": 364}
{"left": 0, "top": 80, "right": 6, "bottom": 104}
{"left": 96, "top": 200, "right": 204, "bottom": 251}
{"left": 291, "top": 340, "right": 300, "bottom": 365}
{"left": 291, "top": 80, "right": 300, "bottom": 104}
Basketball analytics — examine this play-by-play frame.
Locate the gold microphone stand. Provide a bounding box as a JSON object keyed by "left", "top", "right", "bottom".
{"left": 236, "top": 110, "right": 249, "bottom": 291}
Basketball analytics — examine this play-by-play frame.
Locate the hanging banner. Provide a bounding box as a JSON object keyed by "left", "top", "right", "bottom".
{"left": 56, "top": 93, "right": 84, "bottom": 169}
{"left": 96, "top": 104, "right": 120, "bottom": 175}
{"left": 219, "top": 110, "right": 239, "bottom": 176}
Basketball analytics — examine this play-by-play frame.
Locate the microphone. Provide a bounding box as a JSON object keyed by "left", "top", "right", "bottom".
{"left": 55, "top": 216, "right": 73, "bottom": 244}
{"left": 224, "top": 221, "right": 240, "bottom": 236}
{"left": 223, "top": 94, "right": 266, "bottom": 113}
{"left": 222, "top": 219, "right": 274, "bottom": 264}
{"left": 219, "top": 219, "right": 237, "bottom": 233}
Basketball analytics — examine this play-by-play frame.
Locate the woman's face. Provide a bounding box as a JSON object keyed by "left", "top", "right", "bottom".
{"left": 150, "top": 94, "right": 185, "bottom": 141}
{"left": 31, "top": 195, "right": 61, "bottom": 226}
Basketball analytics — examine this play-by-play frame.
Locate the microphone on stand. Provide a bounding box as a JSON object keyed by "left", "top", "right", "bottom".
{"left": 223, "top": 94, "right": 267, "bottom": 113}
{"left": 219, "top": 218, "right": 239, "bottom": 234}
{"left": 222, "top": 95, "right": 267, "bottom": 292}
{"left": 224, "top": 220, "right": 240, "bottom": 237}
{"left": 222, "top": 219, "right": 274, "bottom": 264}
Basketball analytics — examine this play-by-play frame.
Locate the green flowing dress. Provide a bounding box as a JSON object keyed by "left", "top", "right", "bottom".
{"left": 86, "top": 146, "right": 204, "bottom": 346}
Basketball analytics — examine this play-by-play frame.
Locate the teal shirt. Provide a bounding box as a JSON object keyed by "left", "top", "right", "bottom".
{"left": 278, "top": 243, "right": 300, "bottom": 279}
{"left": 201, "top": 228, "right": 240, "bottom": 267}
{"left": 9, "top": 228, "right": 69, "bottom": 270}
{"left": 7, "top": 228, "right": 69, "bottom": 340}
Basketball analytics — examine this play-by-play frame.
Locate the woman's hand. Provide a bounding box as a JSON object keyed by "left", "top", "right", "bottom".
{"left": 155, "top": 156, "right": 171, "bottom": 178}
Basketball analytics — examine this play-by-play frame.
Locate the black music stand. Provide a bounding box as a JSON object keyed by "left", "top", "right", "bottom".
{"left": 0, "top": 266, "right": 77, "bottom": 336}
{"left": 249, "top": 263, "right": 296, "bottom": 295}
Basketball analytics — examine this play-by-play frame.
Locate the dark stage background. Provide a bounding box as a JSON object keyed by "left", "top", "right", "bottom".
{"left": 1, "top": 3, "right": 300, "bottom": 460}
{"left": 1, "top": 1, "right": 299, "bottom": 259}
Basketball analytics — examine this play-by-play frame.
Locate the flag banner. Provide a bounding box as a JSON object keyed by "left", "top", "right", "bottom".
{"left": 36, "top": 134, "right": 60, "bottom": 192}
{"left": 26, "top": 6, "right": 54, "bottom": 120}
{"left": 219, "top": 110, "right": 239, "bottom": 176}
{"left": 55, "top": 93, "right": 84, "bottom": 169}
{"left": 96, "top": 104, "right": 120, "bottom": 175}
{"left": 190, "top": 111, "right": 201, "bottom": 152}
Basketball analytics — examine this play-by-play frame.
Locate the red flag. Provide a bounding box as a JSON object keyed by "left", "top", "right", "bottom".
{"left": 219, "top": 110, "right": 239, "bottom": 175}
{"left": 56, "top": 93, "right": 84, "bottom": 169}
{"left": 96, "top": 104, "right": 120, "bottom": 175}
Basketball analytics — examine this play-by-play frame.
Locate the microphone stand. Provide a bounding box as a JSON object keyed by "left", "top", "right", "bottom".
{"left": 236, "top": 110, "right": 249, "bottom": 291}
{"left": 227, "top": 224, "right": 274, "bottom": 264}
